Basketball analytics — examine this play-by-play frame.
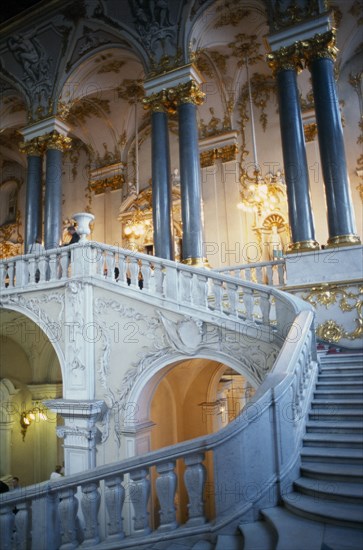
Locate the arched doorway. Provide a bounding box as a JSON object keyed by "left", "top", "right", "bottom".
{"left": 0, "top": 308, "right": 63, "bottom": 487}
{"left": 123, "top": 356, "right": 257, "bottom": 528}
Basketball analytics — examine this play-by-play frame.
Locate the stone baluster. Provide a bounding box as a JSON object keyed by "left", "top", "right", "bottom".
{"left": 58, "top": 486, "right": 79, "bottom": 549}
{"left": 153, "top": 263, "right": 164, "bottom": 295}
{"left": 0, "top": 263, "right": 5, "bottom": 289}
{"left": 81, "top": 482, "right": 101, "bottom": 545}
{"left": 243, "top": 287, "right": 254, "bottom": 320}
{"left": 7, "top": 262, "right": 15, "bottom": 288}
{"left": 140, "top": 262, "right": 150, "bottom": 290}
{"left": 128, "top": 257, "right": 139, "bottom": 287}
{"left": 259, "top": 293, "right": 271, "bottom": 325}
{"left": 129, "top": 468, "right": 151, "bottom": 535}
{"left": 165, "top": 264, "right": 178, "bottom": 300}
{"left": 0, "top": 505, "right": 14, "bottom": 550}
{"left": 184, "top": 453, "right": 207, "bottom": 526}
{"left": 60, "top": 250, "right": 70, "bottom": 280}
{"left": 48, "top": 252, "right": 59, "bottom": 281}
{"left": 38, "top": 254, "right": 48, "bottom": 282}
{"left": 180, "top": 270, "right": 193, "bottom": 304}
{"left": 105, "top": 475, "right": 125, "bottom": 542}
{"left": 193, "top": 273, "right": 208, "bottom": 307}
{"left": 15, "top": 258, "right": 27, "bottom": 287}
{"left": 212, "top": 279, "right": 224, "bottom": 312}
{"left": 31, "top": 492, "right": 60, "bottom": 550}
{"left": 266, "top": 265, "right": 273, "bottom": 285}
{"left": 14, "top": 500, "right": 30, "bottom": 550}
{"left": 27, "top": 257, "right": 36, "bottom": 284}
{"left": 226, "top": 281, "right": 238, "bottom": 317}
{"left": 104, "top": 249, "right": 115, "bottom": 280}
{"left": 116, "top": 252, "right": 127, "bottom": 283}
{"left": 156, "top": 461, "right": 178, "bottom": 531}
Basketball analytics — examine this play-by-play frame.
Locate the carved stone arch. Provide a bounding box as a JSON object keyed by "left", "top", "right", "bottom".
{"left": 123, "top": 349, "right": 260, "bottom": 430}
{"left": 0, "top": 303, "right": 66, "bottom": 385}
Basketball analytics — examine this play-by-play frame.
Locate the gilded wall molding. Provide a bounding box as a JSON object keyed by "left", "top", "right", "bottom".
{"left": 89, "top": 175, "right": 125, "bottom": 195}
{"left": 302, "top": 283, "right": 363, "bottom": 342}
{"left": 200, "top": 144, "right": 238, "bottom": 168}
{"left": 304, "top": 122, "right": 318, "bottom": 142}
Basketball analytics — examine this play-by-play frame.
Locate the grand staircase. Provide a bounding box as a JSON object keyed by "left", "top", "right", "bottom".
{"left": 240, "top": 351, "right": 363, "bottom": 550}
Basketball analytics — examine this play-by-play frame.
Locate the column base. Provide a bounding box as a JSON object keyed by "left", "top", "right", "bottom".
{"left": 286, "top": 240, "right": 320, "bottom": 254}
{"left": 326, "top": 234, "right": 361, "bottom": 248}
{"left": 181, "top": 257, "right": 210, "bottom": 268}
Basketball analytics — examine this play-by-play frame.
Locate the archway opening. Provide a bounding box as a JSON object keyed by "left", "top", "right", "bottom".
{"left": 132, "top": 357, "right": 257, "bottom": 528}
{"left": 0, "top": 308, "right": 63, "bottom": 488}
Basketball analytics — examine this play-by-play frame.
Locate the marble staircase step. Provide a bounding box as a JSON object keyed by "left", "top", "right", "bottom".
{"left": 282, "top": 492, "right": 363, "bottom": 528}
{"left": 317, "top": 373, "right": 363, "bottom": 382}
{"left": 305, "top": 420, "right": 363, "bottom": 434}
{"left": 303, "top": 432, "right": 363, "bottom": 448}
{"left": 308, "top": 409, "right": 363, "bottom": 421}
{"left": 238, "top": 521, "right": 275, "bottom": 550}
{"left": 314, "top": 390, "right": 363, "bottom": 399}
{"left": 300, "top": 446, "right": 363, "bottom": 464}
{"left": 315, "top": 381, "right": 363, "bottom": 391}
{"left": 311, "top": 399, "right": 363, "bottom": 409}
{"left": 293, "top": 476, "right": 363, "bottom": 503}
{"left": 300, "top": 461, "right": 363, "bottom": 482}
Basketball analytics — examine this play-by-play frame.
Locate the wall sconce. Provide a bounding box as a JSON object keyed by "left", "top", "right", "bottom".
{"left": 20, "top": 403, "right": 48, "bottom": 441}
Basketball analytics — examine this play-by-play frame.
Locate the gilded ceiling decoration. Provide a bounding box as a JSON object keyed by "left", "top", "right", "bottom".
{"left": 199, "top": 107, "right": 231, "bottom": 138}
{"left": 228, "top": 33, "right": 263, "bottom": 67}
{"left": 0, "top": 129, "right": 23, "bottom": 150}
{"left": 2, "top": 96, "right": 26, "bottom": 114}
{"left": 116, "top": 79, "right": 145, "bottom": 103}
{"left": 65, "top": 97, "right": 111, "bottom": 125}
{"left": 214, "top": 2, "right": 250, "bottom": 28}
{"left": 349, "top": 0, "right": 363, "bottom": 23}
{"left": 270, "top": 0, "right": 326, "bottom": 32}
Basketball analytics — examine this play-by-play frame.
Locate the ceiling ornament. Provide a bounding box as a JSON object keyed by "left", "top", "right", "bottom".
{"left": 63, "top": 97, "right": 111, "bottom": 126}
{"left": 270, "top": 0, "right": 326, "bottom": 32}
{"left": 214, "top": 2, "right": 250, "bottom": 28}
{"left": 116, "top": 79, "right": 145, "bottom": 104}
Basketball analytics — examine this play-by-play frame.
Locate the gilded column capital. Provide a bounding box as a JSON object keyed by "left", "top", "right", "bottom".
{"left": 143, "top": 89, "right": 177, "bottom": 115}
{"left": 40, "top": 131, "right": 72, "bottom": 152}
{"left": 19, "top": 137, "right": 44, "bottom": 156}
{"left": 174, "top": 80, "right": 205, "bottom": 106}
{"left": 302, "top": 29, "right": 338, "bottom": 66}
{"left": 267, "top": 43, "right": 303, "bottom": 76}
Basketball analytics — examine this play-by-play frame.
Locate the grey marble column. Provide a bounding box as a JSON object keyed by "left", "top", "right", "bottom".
{"left": 151, "top": 110, "right": 174, "bottom": 260}
{"left": 178, "top": 99, "right": 205, "bottom": 264}
{"left": 307, "top": 33, "right": 360, "bottom": 247}
{"left": 44, "top": 147, "right": 63, "bottom": 249}
{"left": 25, "top": 152, "right": 43, "bottom": 252}
{"left": 270, "top": 53, "right": 319, "bottom": 252}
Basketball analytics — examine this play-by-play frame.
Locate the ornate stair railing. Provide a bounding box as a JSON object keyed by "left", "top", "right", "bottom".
{"left": 1, "top": 243, "right": 292, "bottom": 341}
{"left": 0, "top": 244, "right": 317, "bottom": 549}
{"left": 214, "top": 259, "right": 286, "bottom": 287}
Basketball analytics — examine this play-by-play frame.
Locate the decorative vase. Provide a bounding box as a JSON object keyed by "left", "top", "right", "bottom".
{"left": 72, "top": 212, "right": 95, "bottom": 241}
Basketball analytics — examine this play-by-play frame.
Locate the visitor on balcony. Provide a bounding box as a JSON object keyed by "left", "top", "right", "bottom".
{"left": 50, "top": 465, "right": 63, "bottom": 480}
{"left": 63, "top": 225, "right": 80, "bottom": 245}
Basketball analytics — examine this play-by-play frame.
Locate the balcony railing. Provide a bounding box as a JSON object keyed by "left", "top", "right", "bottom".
{"left": 0, "top": 243, "right": 300, "bottom": 345}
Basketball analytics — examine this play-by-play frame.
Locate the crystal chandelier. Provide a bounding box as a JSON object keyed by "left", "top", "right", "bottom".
{"left": 123, "top": 208, "right": 151, "bottom": 238}
{"left": 238, "top": 55, "right": 286, "bottom": 215}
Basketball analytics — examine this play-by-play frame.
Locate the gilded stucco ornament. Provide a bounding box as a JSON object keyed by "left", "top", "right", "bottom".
{"left": 301, "top": 30, "right": 338, "bottom": 66}
{"left": 200, "top": 145, "right": 238, "bottom": 168}
{"left": 267, "top": 43, "right": 304, "bottom": 75}
{"left": 303, "top": 284, "right": 363, "bottom": 342}
{"left": 19, "top": 138, "right": 44, "bottom": 156}
{"left": 304, "top": 123, "right": 317, "bottom": 142}
{"left": 40, "top": 131, "right": 72, "bottom": 152}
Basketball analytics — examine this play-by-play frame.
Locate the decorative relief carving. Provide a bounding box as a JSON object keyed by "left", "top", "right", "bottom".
{"left": 7, "top": 34, "right": 52, "bottom": 120}
{"left": 301, "top": 30, "right": 338, "bottom": 66}
{"left": 304, "top": 122, "right": 318, "bottom": 142}
{"left": 144, "top": 81, "right": 205, "bottom": 115}
{"left": 270, "top": 0, "right": 326, "bottom": 32}
{"left": 62, "top": 97, "right": 111, "bottom": 126}
{"left": 214, "top": 2, "right": 250, "bottom": 28}
{"left": 116, "top": 79, "right": 144, "bottom": 103}
{"left": 200, "top": 144, "right": 238, "bottom": 168}
{"left": 302, "top": 284, "right": 363, "bottom": 342}
{"left": 94, "top": 299, "right": 279, "bottom": 445}
{"left": 0, "top": 292, "right": 65, "bottom": 340}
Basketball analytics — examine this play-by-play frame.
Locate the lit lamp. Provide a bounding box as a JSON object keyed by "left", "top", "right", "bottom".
{"left": 123, "top": 209, "right": 150, "bottom": 239}
{"left": 20, "top": 403, "right": 48, "bottom": 441}
{"left": 237, "top": 56, "right": 286, "bottom": 214}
